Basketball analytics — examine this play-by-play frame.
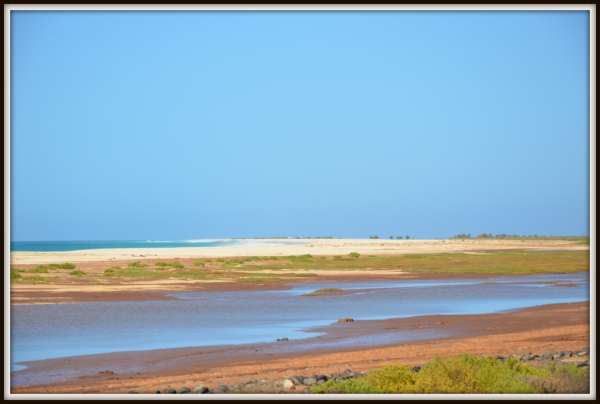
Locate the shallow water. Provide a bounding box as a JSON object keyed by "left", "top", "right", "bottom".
{"left": 10, "top": 272, "right": 589, "bottom": 375}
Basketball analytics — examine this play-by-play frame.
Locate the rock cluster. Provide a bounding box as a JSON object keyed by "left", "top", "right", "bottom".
{"left": 127, "top": 347, "right": 590, "bottom": 394}
{"left": 495, "top": 347, "right": 590, "bottom": 367}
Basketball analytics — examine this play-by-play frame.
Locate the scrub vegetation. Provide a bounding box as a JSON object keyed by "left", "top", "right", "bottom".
{"left": 311, "top": 355, "right": 589, "bottom": 394}
{"left": 211, "top": 251, "right": 588, "bottom": 276}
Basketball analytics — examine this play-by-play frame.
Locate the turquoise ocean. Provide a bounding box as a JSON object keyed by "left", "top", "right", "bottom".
{"left": 9, "top": 239, "right": 282, "bottom": 252}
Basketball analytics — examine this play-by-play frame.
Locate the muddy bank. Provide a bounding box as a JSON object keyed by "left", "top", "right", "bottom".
{"left": 10, "top": 302, "right": 589, "bottom": 394}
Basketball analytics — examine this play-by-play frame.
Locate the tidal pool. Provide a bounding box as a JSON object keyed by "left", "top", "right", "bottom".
{"left": 10, "top": 272, "right": 589, "bottom": 374}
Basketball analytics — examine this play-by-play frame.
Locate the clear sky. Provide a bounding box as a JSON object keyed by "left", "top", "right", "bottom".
{"left": 10, "top": 10, "right": 591, "bottom": 241}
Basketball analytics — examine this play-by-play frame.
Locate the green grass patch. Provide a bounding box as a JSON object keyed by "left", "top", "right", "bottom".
{"left": 155, "top": 261, "right": 169, "bottom": 267}
{"left": 20, "top": 275, "right": 57, "bottom": 283}
{"left": 193, "top": 261, "right": 205, "bottom": 267}
{"left": 11, "top": 269, "right": 23, "bottom": 280}
{"left": 171, "top": 262, "right": 184, "bottom": 269}
{"left": 26, "top": 267, "right": 49, "bottom": 273}
{"left": 69, "top": 270, "right": 86, "bottom": 276}
{"left": 236, "top": 251, "right": 588, "bottom": 276}
{"left": 349, "top": 252, "right": 360, "bottom": 258}
{"left": 127, "top": 261, "right": 149, "bottom": 268}
{"left": 311, "top": 355, "right": 589, "bottom": 394}
{"left": 301, "top": 287, "right": 343, "bottom": 296}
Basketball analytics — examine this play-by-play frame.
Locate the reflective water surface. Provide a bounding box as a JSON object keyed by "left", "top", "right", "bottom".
{"left": 11, "top": 272, "right": 588, "bottom": 373}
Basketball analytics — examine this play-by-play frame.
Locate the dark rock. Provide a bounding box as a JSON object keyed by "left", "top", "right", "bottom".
{"left": 213, "top": 385, "right": 229, "bottom": 394}
{"left": 411, "top": 365, "right": 421, "bottom": 372}
{"left": 127, "top": 391, "right": 139, "bottom": 394}
{"left": 290, "top": 375, "right": 305, "bottom": 385}
{"left": 316, "top": 374, "right": 328, "bottom": 381}
{"left": 155, "top": 390, "right": 161, "bottom": 394}
{"left": 162, "top": 388, "right": 176, "bottom": 394}
{"left": 582, "top": 347, "right": 590, "bottom": 354}
{"left": 177, "top": 386, "right": 190, "bottom": 394}
{"left": 303, "top": 377, "right": 318, "bottom": 386}
{"left": 194, "top": 385, "right": 209, "bottom": 394}
{"left": 496, "top": 356, "right": 506, "bottom": 361}
{"left": 564, "top": 350, "right": 573, "bottom": 357}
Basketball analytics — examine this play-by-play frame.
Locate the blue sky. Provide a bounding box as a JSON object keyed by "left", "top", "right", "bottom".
{"left": 10, "top": 10, "right": 590, "bottom": 240}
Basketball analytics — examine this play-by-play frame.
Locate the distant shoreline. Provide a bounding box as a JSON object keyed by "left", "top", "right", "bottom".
{"left": 10, "top": 238, "right": 589, "bottom": 265}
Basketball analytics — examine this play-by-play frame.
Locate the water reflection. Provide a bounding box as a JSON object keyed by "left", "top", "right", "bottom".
{"left": 11, "top": 272, "right": 588, "bottom": 371}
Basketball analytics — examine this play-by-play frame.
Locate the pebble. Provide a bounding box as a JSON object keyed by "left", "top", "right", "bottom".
{"left": 194, "top": 385, "right": 209, "bottom": 394}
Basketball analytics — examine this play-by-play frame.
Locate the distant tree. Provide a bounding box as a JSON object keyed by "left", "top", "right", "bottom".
{"left": 397, "top": 236, "right": 402, "bottom": 240}
{"left": 373, "top": 235, "right": 379, "bottom": 239}
{"left": 390, "top": 236, "right": 393, "bottom": 239}
{"left": 406, "top": 235, "right": 410, "bottom": 240}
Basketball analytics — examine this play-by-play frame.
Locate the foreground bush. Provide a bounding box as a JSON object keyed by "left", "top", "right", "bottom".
{"left": 311, "top": 355, "right": 589, "bottom": 394}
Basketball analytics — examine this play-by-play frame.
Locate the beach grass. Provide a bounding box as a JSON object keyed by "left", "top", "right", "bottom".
{"left": 69, "top": 270, "right": 86, "bottom": 276}
{"left": 311, "top": 355, "right": 589, "bottom": 394}
{"left": 127, "top": 261, "right": 149, "bottom": 268}
{"left": 229, "top": 251, "right": 588, "bottom": 275}
{"left": 301, "top": 287, "right": 343, "bottom": 296}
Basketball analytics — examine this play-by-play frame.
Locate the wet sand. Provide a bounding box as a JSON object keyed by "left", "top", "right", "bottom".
{"left": 11, "top": 302, "right": 590, "bottom": 394}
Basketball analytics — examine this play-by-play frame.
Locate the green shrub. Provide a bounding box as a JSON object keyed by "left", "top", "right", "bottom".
{"left": 333, "top": 255, "right": 342, "bottom": 260}
{"left": 69, "top": 270, "right": 86, "bottom": 276}
{"left": 311, "top": 355, "right": 590, "bottom": 394}
{"left": 58, "top": 262, "right": 76, "bottom": 269}
{"left": 155, "top": 261, "right": 169, "bottom": 267}
{"left": 192, "top": 261, "right": 205, "bottom": 267}
{"left": 11, "top": 269, "right": 23, "bottom": 280}
{"left": 127, "top": 261, "right": 148, "bottom": 268}
{"left": 349, "top": 252, "right": 360, "bottom": 258}
{"left": 27, "top": 267, "right": 49, "bottom": 273}
{"left": 109, "top": 266, "right": 121, "bottom": 270}
{"left": 103, "top": 269, "right": 115, "bottom": 276}
{"left": 171, "top": 262, "right": 184, "bottom": 269}
{"left": 320, "top": 256, "right": 327, "bottom": 259}
{"left": 216, "top": 258, "right": 225, "bottom": 262}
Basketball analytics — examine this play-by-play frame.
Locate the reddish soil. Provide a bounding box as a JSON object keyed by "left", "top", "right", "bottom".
{"left": 10, "top": 302, "right": 590, "bottom": 394}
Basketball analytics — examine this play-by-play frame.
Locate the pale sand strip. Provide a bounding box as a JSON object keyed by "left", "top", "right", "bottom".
{"left": 10, "top": 239, "right": 588, "bottom": 265}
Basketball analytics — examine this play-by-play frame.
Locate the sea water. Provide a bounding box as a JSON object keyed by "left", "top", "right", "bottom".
{"left": 10, "top": 239, "right": 289, "bottom": 252}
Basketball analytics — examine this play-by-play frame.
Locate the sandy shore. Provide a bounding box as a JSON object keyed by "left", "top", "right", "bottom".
{"left": 10, "top": 238, "right": 588, "bottom": 265}
{"left": 11, "top": 302, "right": 590, "bottom": 394}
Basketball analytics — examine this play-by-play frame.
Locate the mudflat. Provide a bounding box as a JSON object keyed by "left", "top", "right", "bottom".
{"left": 11, "top": 302, "right": 589, "bottom": 394}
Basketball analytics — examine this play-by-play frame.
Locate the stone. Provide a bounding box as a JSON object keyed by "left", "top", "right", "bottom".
{"left": 177, "top": 386, "right": 190, "bottom": 394}
{"left": 213, "top": 385, "right": 229, "bottom": 394}
{"left": 291, "top": 376, "right": 305, "bottom": 385}
{"left": 162, "top": 388, "right": 176, "bottom": 394}
{"left": 338, "top": 318, "right": 354, "bottom": 322}
{"left": 582, "top": 347, "right": 590, "bottom": 354}
{"left": 229, "top": 383, "right": 243, "bottom": 390}
{"left": 303, "top": 378, "right": 318, "bottom": 386}
{"left": 564, "top": 350, "right": 573, "bottom": 357}
{"left": 577, "top": 351, "right": 586, "bottom": 357}
{"left": 316, "top": 375, "right": 328, "bottom": 381}
{"left": 317, "top": 379, "right": 325, "bottom": 385}
{"left": 283, "top": 379, "right": 295, "bottom": 390}
{"left": 194, "top": 385, "right": 209, "bottom": 394}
